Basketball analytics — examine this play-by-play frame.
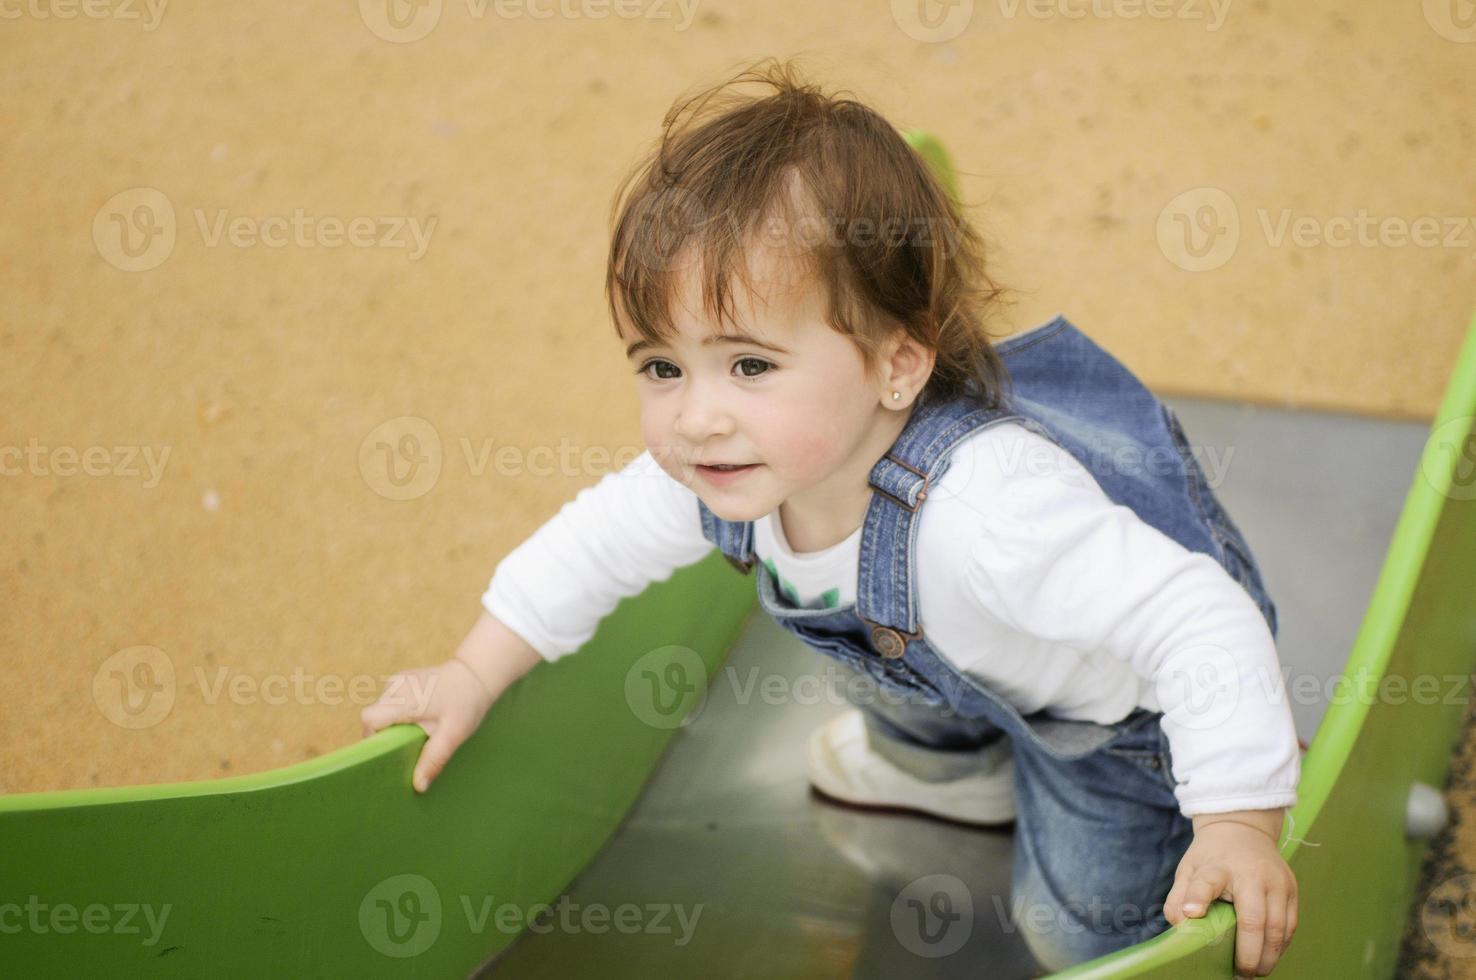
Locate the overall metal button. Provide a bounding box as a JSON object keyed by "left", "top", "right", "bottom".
{"left": 869, "top": 625, "right": 907, "bottom": 659}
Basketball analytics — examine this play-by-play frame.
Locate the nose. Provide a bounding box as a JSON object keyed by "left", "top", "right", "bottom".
{"left": 671, "top": 374, "right": 735, "bottom": 452}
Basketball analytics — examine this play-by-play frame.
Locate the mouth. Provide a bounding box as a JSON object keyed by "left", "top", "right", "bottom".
{"left": 695, "top": 462, "right": 761, "bottom": 481}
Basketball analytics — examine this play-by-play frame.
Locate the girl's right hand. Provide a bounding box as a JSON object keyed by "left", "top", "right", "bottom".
{"left": 360, "top": 657, "right": 500, "bottom": 794}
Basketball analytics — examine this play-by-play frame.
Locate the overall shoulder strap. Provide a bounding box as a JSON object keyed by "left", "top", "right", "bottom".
{"left": 856, "top": 392, "right": 1016, "bottom": 654}
{"left": 993, "top": 315, "right": 1221, "bottom": 558}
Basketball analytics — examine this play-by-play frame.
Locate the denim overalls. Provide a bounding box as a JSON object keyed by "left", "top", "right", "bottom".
{"left": 697, "top": 315, "right": 1279, "bottom": 969}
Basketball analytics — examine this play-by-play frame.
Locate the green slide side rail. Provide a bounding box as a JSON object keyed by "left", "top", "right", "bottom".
{"left": 0, "top": 551, "right": 756, "bottom": 977}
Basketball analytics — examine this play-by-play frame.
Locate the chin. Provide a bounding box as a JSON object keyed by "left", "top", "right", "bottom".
{"left": 699, "top": 495, "right": 769, "bottom": 523}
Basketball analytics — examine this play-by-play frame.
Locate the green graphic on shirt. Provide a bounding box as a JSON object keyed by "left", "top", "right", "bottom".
{"left": 763, "top": 557, "right": 842, "bottom": 609}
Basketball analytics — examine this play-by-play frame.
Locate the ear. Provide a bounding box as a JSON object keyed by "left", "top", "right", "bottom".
{"left": 876, "top": 330, "right": 936, "bottom": 408}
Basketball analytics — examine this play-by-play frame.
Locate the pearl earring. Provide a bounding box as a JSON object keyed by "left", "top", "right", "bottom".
{"left": 891, "top": 391, "right": 901, "bottom": 401}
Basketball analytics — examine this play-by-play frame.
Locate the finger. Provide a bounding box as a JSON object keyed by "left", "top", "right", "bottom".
{"left": 393, "top": 669, "right": 442, "bottom": 716}
{"left": 1232, "top": 886, "right": 1267, "bottom": 979}
{"left": 361, "top": 698, "right": 414, "bottom": 735}
{"left": 1180, "top": 865, "right": 1229, "bottom": 919}
{"left": 361, "top": 671, "right": 430, "bottom": 732}
{"left": 412, "top": 723, "right": 466, "bottom": 794}
{"left": 1281, "top": 887, "right": 1298, "bottom": 957}
{"left": 1254, "top": 889, "right": 1288, "bottom": 975}
{"left": 1163, "top": 869, "right": 1194, "bottom": 924}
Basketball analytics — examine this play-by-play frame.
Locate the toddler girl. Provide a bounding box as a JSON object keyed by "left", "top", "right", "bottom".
{"left": 362, "top": 57, "right": 1299, "bottom": 977}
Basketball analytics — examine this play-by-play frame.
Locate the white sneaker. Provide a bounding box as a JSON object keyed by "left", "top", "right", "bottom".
{"left": 805, "top": 709, "right": 1016, "bottom": 826}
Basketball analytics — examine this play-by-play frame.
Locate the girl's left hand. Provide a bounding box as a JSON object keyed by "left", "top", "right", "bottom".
{"left": 1163, "top": 811, "right": 1298, "bottom": 978}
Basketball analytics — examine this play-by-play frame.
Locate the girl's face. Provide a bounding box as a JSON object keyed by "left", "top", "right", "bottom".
{"left": 620, "top": 246, "right": 911, "bottom": 531}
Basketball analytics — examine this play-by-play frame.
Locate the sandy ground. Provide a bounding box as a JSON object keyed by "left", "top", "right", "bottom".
{"left": 2, "top": 0, "right": 1475, "bottom": 969}
{"left": 1399, "top": 703, "right": 1476, "bottom": 977}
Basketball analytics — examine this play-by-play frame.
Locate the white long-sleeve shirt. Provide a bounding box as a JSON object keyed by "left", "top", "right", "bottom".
{"left": 483, "top": 421, "right": 1300, "bottom": 817}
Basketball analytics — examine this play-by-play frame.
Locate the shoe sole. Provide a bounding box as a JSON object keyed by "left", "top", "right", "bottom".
{"left": 807, "top": 782, "right": 1017, "bottom": 829}
{"left": 806, "top": 719, "right": 1017, "bottom": 827}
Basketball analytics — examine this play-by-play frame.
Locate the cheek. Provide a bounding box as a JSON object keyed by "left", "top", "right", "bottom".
{"left": 779, "top": 430, "right": 843, "bottom": 469}
{"left": 639, "top": 413, "right": 662, "bottom": 450}
{"left": 636, "top": 404, "right": 680, "bottom": 473}
{"left": 768, "top": 398, "right": 855, "bottom": 473}
{"left": 637, "top": 394, "right": 673, "bottom": 442}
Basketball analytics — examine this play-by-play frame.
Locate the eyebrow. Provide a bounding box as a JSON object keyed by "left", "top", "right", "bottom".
{"left": 624, "top": 332, "right": 793, "bottom": 360}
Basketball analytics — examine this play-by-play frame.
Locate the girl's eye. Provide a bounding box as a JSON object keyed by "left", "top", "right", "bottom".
{"left": 636, "top": 359, "right": 681, "bottom": 381}
{"left": 635, "top": 357, "right": 775, "bottom": 382}
{"left": 734, "top": 356, "right": 773, "bottom": 380}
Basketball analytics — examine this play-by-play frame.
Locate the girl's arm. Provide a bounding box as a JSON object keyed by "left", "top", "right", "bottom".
{"left": 959, "top": 433, "right": 1300, "bottom": 818}
{"left": 479, "top": 448, "right": 714, "bottom": 663}
{"left": 363, "top": 448, "right": 714, "bottom": 791}
{"left": 450, "top": 608, "right": 544, "bottom": 703}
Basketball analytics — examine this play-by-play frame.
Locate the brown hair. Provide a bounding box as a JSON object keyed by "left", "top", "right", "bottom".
{"left": 605, "top": 56, "right": 1013, "bottom": 410}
